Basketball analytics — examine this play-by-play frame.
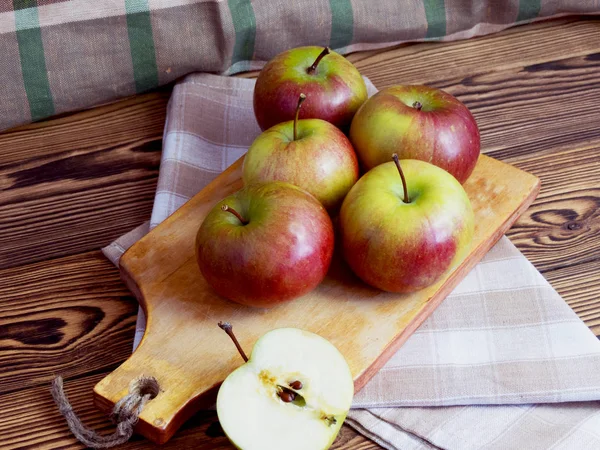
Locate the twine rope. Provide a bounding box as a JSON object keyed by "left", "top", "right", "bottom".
{"left": 51, "top": 375, "right": 159, "bottom": 449}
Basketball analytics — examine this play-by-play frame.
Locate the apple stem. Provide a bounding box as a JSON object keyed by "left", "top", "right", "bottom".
{"left": 293, "top": 93, "right": 307, "bottom": 141}
{"left": 307, "top": 47, "right": 330, "bottom": 74}
{"left": 221, "top": 205, "right": 249, "bottom": 225}
{"left": 412, "top": 101, "right": 423, "bottom": 111}
{"left": 218, "top": 322, "right": 249, "bottom": 362}
{"left": 392, "top": 154, "right": 410, "bottom": 204}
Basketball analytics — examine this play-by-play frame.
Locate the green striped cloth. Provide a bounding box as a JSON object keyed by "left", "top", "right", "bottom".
{"left": 1, "top": 0, "right": 597, "bottom": 132}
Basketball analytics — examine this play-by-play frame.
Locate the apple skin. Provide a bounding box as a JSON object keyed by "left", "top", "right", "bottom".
{"left": 254, "top": 46, "right": 367, "bottom": 131}
{"left": 349, "top": 85, "right": 480, "bottom": 183}
{"left": 196, "top": 182, "right": 334, "bottom": 308}
{"left": 243, "top": 118, "right": 359, "bottom": 211}
{"left": 340, "top": 159, "right": 474, "bottom": 293}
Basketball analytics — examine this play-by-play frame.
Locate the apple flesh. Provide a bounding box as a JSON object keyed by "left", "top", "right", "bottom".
{"left": 340, "top": 158, "right": 474, "bottom": 292}
{"left": 243, "top": 96, "right": 359, "bottom": 211}
{"left": 254, "top": 46, "right": 367, "bottom": 131}
{"left": 217, "top": 328, "right": 354, "bottom": 450}
{"left": 196, "top": 182, "right": 334, "bottom": 307}
{"left": 350, "top": 85, "right": 480, "bottom": 183}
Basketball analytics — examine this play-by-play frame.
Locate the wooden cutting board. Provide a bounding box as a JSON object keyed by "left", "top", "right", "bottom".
{"left": 94, "top": 154, "right": 540, "bottom": 444}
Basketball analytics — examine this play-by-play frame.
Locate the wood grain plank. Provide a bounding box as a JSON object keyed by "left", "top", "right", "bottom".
{"left": 544, "top": 259, "right": 600, "bottom": 336}
{"left": 0, "top": 146, "right": 160, "bottom": 269}
{"left": 347, "top": 19, "right": 600, "bottom": 88}
{"left": 0, "top": 372, "right": 373, "bottom": 449}
{"left": 0, "top": 251, "right": 138, "bottom": 394}
{"left": 0, "top": 92, "right": 167, "bottom": 269}
{"left": 0, "top": 374, "right": 112, "bottom": 450}
{"left": 445, "top": 53, "right": 600, "bottom": 161}
{"left": 506, "top": 144, "right": 600, "bottom": 272}
{"left": 0, "top": 90, "right": 170, "bottom": 165}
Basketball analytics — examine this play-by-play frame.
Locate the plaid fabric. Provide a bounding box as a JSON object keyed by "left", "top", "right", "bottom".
{"left": 1, "top": 0, "right": 600, "bottom": 132}
{"left": 103, "top": 73, "right": 600, "bottom": 449}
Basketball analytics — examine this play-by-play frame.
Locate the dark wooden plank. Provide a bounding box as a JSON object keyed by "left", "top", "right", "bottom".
{"left": 0, "top": 92, "right": 168, "bottom": 270}
{"left": 348, "top": 18, "right": 600, "bottom": 87}
{"left": 544, "top": 259, "right": 600, "bottom": 336}
{"left": 0, "top": 175, "right": 158, "bottom": 270}
{"left": 0, "top": 372, "right": 374, "bottom": 450}
{"left": 0, "top": 251, "right": 138, "bottom": 395}
{"left": 448, "top": 52, "right": 600, "bottom": 161}
{"left": 506, "top": 144, "right": 600, "bottom": 272}
{"left": 0, "top": 373, "right": 111, "bottom": 450}
{"left": 0, "top": 90, "right": 170, "bottom": 165}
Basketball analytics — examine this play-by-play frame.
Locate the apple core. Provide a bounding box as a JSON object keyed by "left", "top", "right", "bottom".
{"left": 216, "top": 328, "right": 354, "bottom": 450}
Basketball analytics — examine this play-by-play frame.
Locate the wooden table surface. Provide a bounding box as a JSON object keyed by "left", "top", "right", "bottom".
{"left": 1, "top": 17, "right": 599, "bottom": 450}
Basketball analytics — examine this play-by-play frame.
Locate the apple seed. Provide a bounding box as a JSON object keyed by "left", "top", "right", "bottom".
{"left": 289, "top": 380, "right": 303, "bottom": 390}
{"left": 278, "top": 390, "right": 296, "bottom": 403}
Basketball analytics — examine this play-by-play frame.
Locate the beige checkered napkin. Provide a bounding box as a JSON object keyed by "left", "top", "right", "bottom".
{"left": 103, "top": 73, "right": 600, "bottom": 449}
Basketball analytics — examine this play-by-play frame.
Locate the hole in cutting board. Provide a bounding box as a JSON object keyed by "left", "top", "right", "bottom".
{"left": 132, "top": 376, "right": 160, "bottom": 400}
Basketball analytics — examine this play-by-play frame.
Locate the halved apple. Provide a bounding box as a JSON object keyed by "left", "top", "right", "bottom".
{"left": 217, "top": 328, "right": 354, "bottom": 450}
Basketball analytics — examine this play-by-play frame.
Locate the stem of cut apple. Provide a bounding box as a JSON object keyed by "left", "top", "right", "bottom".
{"left": 293, "top": 93, "right": 307, "bottom": 141}
{"left": 218, "top": 322, "right": 249, "bottom": 362}
{"left": 412, "top": 101, "right": 423, "bottom": 111}
{"left": 221, "top": 205, "right": 249, "bottom": 225}
{"left": 307, "top": 47, "right": 330, "bottom": 74}
{"left": 392, "top": 153, "right": 410, "bottom": 204}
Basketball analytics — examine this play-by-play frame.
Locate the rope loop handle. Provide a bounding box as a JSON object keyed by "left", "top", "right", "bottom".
{"left": 51, "top": 375, "right": 159, "bottom": 449}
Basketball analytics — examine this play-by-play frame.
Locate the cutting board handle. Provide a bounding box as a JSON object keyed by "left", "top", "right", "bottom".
{"left": 93, "top": 321, "right": 222, "bottom": 445}
{"left": 93, "top": 163, "right": 247, "bottom": 444}
{"left": 92, "top": 272, "right": 223, "bottom": 445}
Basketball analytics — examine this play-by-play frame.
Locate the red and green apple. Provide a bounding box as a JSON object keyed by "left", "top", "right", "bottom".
{"left": 254, "top": 46, "right": 367, "bottom": 131}
{"left": 196, "top": 182, "right": 334, "bottom": 308}
{"left": 350, "top": 85, "right": 480, "bottom": 183}
{"left": 243, "top": 94, "right": 359, "bottom": 211}
{"left": 340, "top": 156, "right": 474, "bottom": 292}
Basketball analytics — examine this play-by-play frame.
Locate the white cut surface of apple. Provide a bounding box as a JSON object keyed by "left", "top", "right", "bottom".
{"left": 217, "top": 328, "right": 354, "bottom": 450}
